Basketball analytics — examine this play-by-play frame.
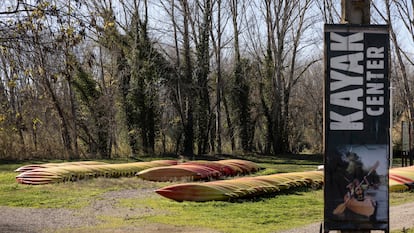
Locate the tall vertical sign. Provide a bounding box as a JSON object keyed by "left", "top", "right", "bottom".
{"left": 402, "top": 121, "right": 409, "bottom": 153}
{"left": 401, "top": 121, "right": 409, "bottom": 166}
{"left": 324, "top": 24, "right": 390, "bottom": 232}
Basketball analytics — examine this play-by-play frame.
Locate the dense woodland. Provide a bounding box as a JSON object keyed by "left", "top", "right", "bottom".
{"left": 0, "top": 0, "right": 413, "bottom": 160}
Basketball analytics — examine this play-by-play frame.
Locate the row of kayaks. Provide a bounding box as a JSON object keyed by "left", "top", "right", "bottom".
{"left": 136, "top": 159, "right": 261, "bottom": 181}
{"left": 14, "top": 160, "right": 414, "bottom": 201}
{"left": 389, "top": 166, "right": 414, "bottom": 192}
{"left": 15, "top": 160, "right": 178, "bottom": 185}
{"left": 15, "top": 159, "right": 261, "bottom": 185}
{"left": 155, "top": 166, "right": 414, "bottom": 202}
{"left": 155, "top": 170, "right": 324, "bottom": 202}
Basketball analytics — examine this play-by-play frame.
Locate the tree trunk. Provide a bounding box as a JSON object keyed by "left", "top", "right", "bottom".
{"left": 215, "top": 0, "right": 222, "bottom": 154}
{"left": 181, "top": 0, "right": 194, "bottom": 156}
{"left": 384, "top": 0, "right": 414, "bottom": 165}
{"left": 223, "top": 94, "right": 235, "bottom": 152}
{"left": 231, "top": 0, "right": 251, "bottom": 153}
{"left": 195, "top": 0, "right": 212, "bottom": 155}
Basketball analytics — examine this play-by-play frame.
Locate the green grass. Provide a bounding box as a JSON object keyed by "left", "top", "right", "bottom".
{"left": 0, "top": 162, "right": 164, "bottom": 208}
{"left": 120, "top": 188, "right": 323, "bottom": 233}
{"left": 390, "top": 190, "right": 414, "bottom": 206}
{"left": 117, "top": 189, "right": 414, "bottom": 233}
{"left": 1, "top": 171, "right": 105, "bottom": 208}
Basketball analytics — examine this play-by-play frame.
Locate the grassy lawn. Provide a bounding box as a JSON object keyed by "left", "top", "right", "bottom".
{"left": 120, "top": 188, "right": 323, "bottom": 233}
{"left": 0, "top": 163, "right": 104, "bottom": 208}
{"left": 119, "top": 188, "right": 414, "bottom": 233}
{"left": 0, "top": 163, "right": 168, "bottom": 209}
{"left": 1, "top": 155, "right": 414, "bottom": 233}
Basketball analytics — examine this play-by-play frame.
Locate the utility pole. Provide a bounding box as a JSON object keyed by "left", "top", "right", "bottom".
{"left": 340, "top": 1, "right": 371, "bottom": 233}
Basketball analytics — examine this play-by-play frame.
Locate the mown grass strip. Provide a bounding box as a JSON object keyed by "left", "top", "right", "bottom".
{"left": 1, "top": 173, "right": 104, "bottom": 208}
{"left": 121, "top": 188, "right": 324, "bottom": 233}
{"left": 0, "top": 163, "right": 165, "bottom": 208}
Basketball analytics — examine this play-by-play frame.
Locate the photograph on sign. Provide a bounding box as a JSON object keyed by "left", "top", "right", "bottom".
{"left": 327, "top": 144, "right": 388, "bottom": 224}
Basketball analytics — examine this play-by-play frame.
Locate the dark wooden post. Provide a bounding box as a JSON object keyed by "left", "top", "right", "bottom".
{"left": 341, "top": 0, "right": 370, "bottom": 24}
{"left": 340, "top": 2, "right": 371, "bottom": 232}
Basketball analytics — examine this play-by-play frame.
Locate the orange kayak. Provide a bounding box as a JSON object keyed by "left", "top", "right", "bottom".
{"left": 345, "top": 196, "right": 375, "bottom": 217}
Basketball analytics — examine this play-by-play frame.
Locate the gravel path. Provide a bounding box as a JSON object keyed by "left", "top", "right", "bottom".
{"left": 279, "top": 202, "right": 414, "bottom": 233}
{"left": 0, "top": 189, "right": 219, "bottom": 233}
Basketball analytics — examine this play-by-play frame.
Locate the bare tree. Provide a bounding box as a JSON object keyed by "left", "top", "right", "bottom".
{"left": 393, "top": 0, "right": 414, "bottom": 48}
{"left": 229, "top": 0, "right": 253, "bottom": 152}
{"left": 193, "top": 0, "right": 213, "bottom": 155}
{"left": 0, "top": 0, "right": 90, "bottom": 159}
{"left": 315, "top": 0, "right": 341, "bottom": 24}
{"left": 373, "top": 0, "right": 414, "bottom": 127}
{"left": 258, "top": 0, "right": 317, "bottom": 154}
{"left": 210, "top": 0, "right": 223, "bottom": 154}
{"left": 180, "top": 0, "right": 195, "bottom": 156}
{"left": 160, "top": 0, "right": 215, "bottom": 156}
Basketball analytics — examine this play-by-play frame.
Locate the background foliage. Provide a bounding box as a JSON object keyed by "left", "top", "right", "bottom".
{"left": 0, "top": 0, "right": 413, "bottom": 160}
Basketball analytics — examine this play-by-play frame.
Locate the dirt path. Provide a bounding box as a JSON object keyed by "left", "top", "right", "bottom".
{"left": 1, "top": 188, "right": 413, "bottom": 233}
{"left": 0, "top": 189, "right": 220, "bottom": 233}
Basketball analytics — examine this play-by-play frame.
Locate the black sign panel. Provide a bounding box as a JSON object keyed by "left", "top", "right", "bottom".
{"left": 324, "top": 24, "right": 390, "bottom": 232}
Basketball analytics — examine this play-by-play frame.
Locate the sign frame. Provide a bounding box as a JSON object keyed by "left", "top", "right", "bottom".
{"left": 324, "top": 24, "right": 390, "bottom": 232}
